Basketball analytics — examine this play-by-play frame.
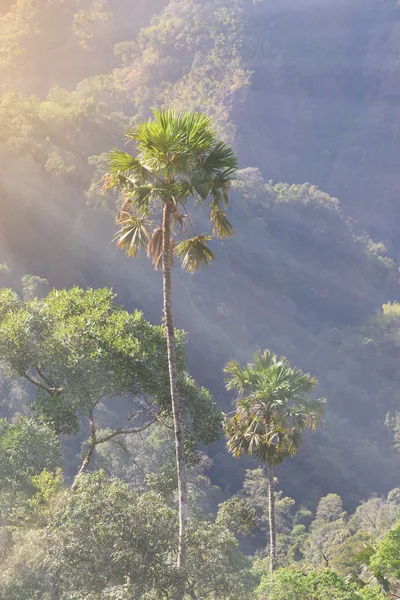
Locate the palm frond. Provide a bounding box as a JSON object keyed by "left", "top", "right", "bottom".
{"left": 211, "top": 207, "right": 234, "bottom": 239}
{"left": 172, "top": 207, "right": 192, "bottom": 235}
{"left": 224, "top": 413, "right": 256, "bottom": 458}
{"left": 146, "top": 227, "right": 163, "bottom": 270}
{"left": 209, "top": 170, "right": 237, "bottom": 210}
{"left": 200, "top": 142, "right": 238, "bottom": 177}
{"left": 171, "top": 181, "right": 196, "bottom": 205}
{"left": 101, "top": 172, "right": 120, "bottom": 194}
{"left": 253, "top": 350, "right": 284, "bottom": 372}
{"left": 174, "top": 235, "right": 215, "bottom": 273}
{"left": 224, "top": 349, "right": 325, "bottom": 467}
{"left": 114, "top": 213, "right": 151, "bottom": 258}
{"left": 128, "top": 109, "right": 237, "bottom": 181}
{"left": 133, "top": 184, "right": 156, "bottom": 214}
{"left": 188, "top": 172, "right": 214, "bottom": 202}
{"left": 224, "top": 360, "right": 253, "bottom": 394}
{"left": 304, "top": 398, "right": 326, "bottom": 424}
{"left": 225, "top": 413, "right": 295, "bottom": 465}
{"left": 109, "top": 149, "right": 153, "bottom": 180}
{"left": 130, "top": 109, "right": 201, "bottom": 164}
{"left": 116, "top": 198, "right": 132, "bottom": 220}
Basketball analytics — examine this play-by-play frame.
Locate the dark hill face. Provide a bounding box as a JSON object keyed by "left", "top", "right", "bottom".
{"left": 237, "top": 0, "right": 400, "bottom": 251}
{"left": 1, "top": 0, "right": 400, "bottom": 509}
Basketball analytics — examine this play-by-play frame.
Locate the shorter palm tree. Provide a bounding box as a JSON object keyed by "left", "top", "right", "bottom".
{"left": 224, "top": 350, "right": 325, "bottom": 572}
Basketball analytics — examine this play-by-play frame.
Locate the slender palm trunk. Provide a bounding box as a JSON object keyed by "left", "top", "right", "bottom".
{"left": 71, "top": 411, "right": 96, "bottom": 492}
{"left": 162, "top": 202, "right": 188, "bottom": 594}
{"left": 268, "top": 463, "right": 277, "bottom": 572}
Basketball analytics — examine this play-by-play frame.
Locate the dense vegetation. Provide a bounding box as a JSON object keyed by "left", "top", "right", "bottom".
{"left": 2, "top": 0, "right": 400, "bottom": 598}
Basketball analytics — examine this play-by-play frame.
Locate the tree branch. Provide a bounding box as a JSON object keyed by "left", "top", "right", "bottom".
{"left": 24, "top": 372, "right": 64, "bottom": 395}
{"left": 95, "top": 418, "right": 157, "bottom": 445}
{"left": 156, "top": 413, "right": 174, "bottom": 430}
{"left": 34, "top": 364, "right": 57, "bottom": 389}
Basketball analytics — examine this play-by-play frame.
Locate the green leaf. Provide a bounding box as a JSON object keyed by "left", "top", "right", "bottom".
{"left": 175, "top": 235, "right": 216, "bottom": 273}
{"left": 211, "top": 206, "right": 234, "bottom": 239}
{"left": 114, "top": 213, "right": 151, "bottom": 258}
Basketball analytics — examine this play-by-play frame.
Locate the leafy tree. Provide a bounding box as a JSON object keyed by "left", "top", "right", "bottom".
{"left": 303, "top": 490, "right": 400, "bottom": 583}
{"left": 0, "top": 417, "right": 60, "bottom": 484}
{"left": 0, "top": 416, "right": 61, "bottom": 522}
{"left": 224, "top": 350, "right": 325, "bottom": 571}
{"left": 0, "top": 286, "right": 221, "bottom": 486}
{"left": 0, "top": 471, "right": 177, "bottom": 599}
{"left": 256, "top": 568, "right": 385, "bottom": 600}
{"left": 287, "top": 523, "right": 310, "bottom": 564}
{"left": 105, "top": 108, "right": 237, "bottom": 589}
{"left": 367, "top": 521, "right": 400, "bottom": 596}
{"left": 0, "top": 471, "right": 255, "bottom": 600}
{"left": 386, "top": 411, "right": 400, "bottom": 455}
{"left": 216, "top": 496, "right": 258, "bottom": 537}
{"left": 305, "top": 494, "right": 350, "bottom": 568}
{"left": 350, "top": 494, "right": 400, "bottom": 540}
{"left": 185, "top": 517, "right": 256, "bottom": 599}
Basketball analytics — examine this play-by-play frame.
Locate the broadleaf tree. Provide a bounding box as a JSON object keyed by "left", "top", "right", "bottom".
{"left": 256, "top": 568, "right": 385, "bottom": 600}
{"left": 0, "top": 471, "right": 256, "bottom": 600}
{"left": 0, "top": 416, "right": 61, "bottom": 523}
{"left": 0, "top": 286, "right": 221, "bottom": 488}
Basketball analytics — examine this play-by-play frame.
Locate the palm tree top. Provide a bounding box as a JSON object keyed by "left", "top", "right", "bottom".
{"left": 224, "top": 350, "right": 326, "bottom": 463}
{"left": 225, "top": 349, "right": 321, "bottom": 406}
{"left": 104, "top": 109, "right": 238, "bottom": 272}
{"left": 124, "top": 109, "right": 236, "bottom": 175}
{"left": 107, "top": 109, "right": 237, "bottom": 205}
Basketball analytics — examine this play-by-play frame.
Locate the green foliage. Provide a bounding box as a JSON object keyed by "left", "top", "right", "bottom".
{"left": 0, "top": 286, "right": 221, "bottom": 467}
{"left": 370, "top": 521, "right": 400, "bottom": 583}
{"left": 0, "top": 416, "right": 60, "bottom": 489}
{"left": 0, "top": 286, "right": 165, "bottom": 433}
{"left": 186, "top": 518, "right": 257, "bottom": 599}
{"left": 1, "top": 0, "right": 400, "bottom": 511}
{"left": 108, "top": 109, "right": 237, "bottom": 273}
{"left": 224, "top": 350, "right": 325, "bottom": 465}
{"left": 350, "top": 495, "right": 400, "bottom": 538}
{"left": 3, "top": 3, "right": 400, "bottom": 598}
{"left": 48, "top": 472, "right": 178, "bottom": 597}
{"left": 0, "top": 471, "right": 178, "bottom": 598}
{"left": 216, "top": 496, "right": 258, "bottom": 536}
{"left": 27, "top": 468, "right": 63, "bottom": 513}
{"left": 256, "top": 568, "right": 384, "bottom": 600}
{"left": 0, "top": 416, "right": 61, "bottom": 522}
{"left": 0, "top": 471, "right": 256, "bottom": 599}
{"left": 305, "top": 494, "right": 350, "bottom": 567}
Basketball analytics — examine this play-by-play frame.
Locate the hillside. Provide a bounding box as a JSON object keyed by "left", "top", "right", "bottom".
{"left": 1, "top": 0, "right": 400, "bottom": 512}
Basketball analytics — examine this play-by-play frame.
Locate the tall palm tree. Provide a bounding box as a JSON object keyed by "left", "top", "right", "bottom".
{"left": 224, "top": 350, "right": 325, "bottom": 572}
{"left": 104, "top": 109, "right": 237, "bottom": 591}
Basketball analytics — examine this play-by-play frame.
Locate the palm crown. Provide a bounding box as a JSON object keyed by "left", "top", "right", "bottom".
{"left": 224, "top": 350, "right": 325, "bottom": 465}
{"left": 104, "top": 109, "right": 238, "bottom": 272}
